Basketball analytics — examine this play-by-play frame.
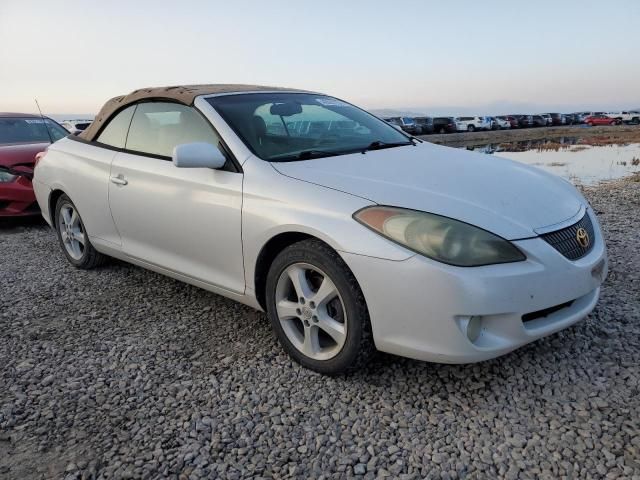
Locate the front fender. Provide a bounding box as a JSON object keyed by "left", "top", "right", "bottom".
{"left": 241, "top": 157, "right": 414, "bottom": 293}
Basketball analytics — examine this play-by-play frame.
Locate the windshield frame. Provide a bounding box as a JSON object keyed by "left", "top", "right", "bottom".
{"left": 205, "top": 92, "right": 414, "bottom": 162}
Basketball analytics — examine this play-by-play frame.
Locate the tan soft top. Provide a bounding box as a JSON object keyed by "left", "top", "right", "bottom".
{"left": 80, "top": 84, "right": 312, "bottom": 141}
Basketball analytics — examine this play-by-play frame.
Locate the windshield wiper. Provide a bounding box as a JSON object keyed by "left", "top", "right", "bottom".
{"left": 272, "top": 150, "right": 342, "bottom": 162}
{"left": 362, "top": 140, "right": 414, "bottom": 153}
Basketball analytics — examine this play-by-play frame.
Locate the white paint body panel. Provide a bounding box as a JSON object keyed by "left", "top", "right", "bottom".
{"left": 272, "top": 142, "right": 585, "bottom": 240}
{"left": 109, "top": 151, "right": 245, "bottom": 293}
{"left": 32, "top": 93, "right": 608, "bottom": 364}
{"left": 35, "top": 138, "right": 121, "bottom": 246}
{"left": 342, "top": 210, "right": 606, "bottom": 362}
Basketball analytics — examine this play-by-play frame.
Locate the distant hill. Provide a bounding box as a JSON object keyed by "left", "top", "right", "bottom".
{"left": 369, "top": 108, "right": 428, "bottom": 118}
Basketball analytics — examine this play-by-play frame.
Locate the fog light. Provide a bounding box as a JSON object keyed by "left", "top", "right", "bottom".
{"left": 467, "top": 316, "right": 482, "bottom": 343}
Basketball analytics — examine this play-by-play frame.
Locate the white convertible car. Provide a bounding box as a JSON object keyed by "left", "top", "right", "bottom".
{"left": 33, "top": 85, "right": 607, "bottom": 374}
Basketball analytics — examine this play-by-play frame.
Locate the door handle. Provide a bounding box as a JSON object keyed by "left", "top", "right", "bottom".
{"left": 110, "top": 174, "right": 128, "bottom": 186}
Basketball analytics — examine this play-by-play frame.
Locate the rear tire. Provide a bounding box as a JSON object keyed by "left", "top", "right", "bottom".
{"left": 54, "top": 194, "right": 107, "bottom": 269}
{"left": 265, "top": 239, "right": 374, "bottom": 374}
{"left": 467, "top": 125, "right": 475, "bottom": 132}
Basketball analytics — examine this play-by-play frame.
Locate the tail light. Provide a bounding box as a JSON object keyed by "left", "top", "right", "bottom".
{"left": 34, "top": 151, "right": 46, "bottom": 167}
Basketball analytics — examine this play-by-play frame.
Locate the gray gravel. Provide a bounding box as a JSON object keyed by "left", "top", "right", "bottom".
{"left": 1, "top": 177, "right": 639, "bottom": 479}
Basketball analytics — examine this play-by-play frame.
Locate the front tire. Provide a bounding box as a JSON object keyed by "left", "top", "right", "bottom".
{"left": 265, "top": 239, "right": 373, "bottom": 374}
{"left": 55, "top": 194, "right": 107, "bottom": 269}
{"left": 467, "top": 125, "right": 475, "bottom": 132}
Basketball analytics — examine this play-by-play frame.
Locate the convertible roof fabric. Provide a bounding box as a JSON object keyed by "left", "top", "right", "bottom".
{"left": 80, "top": 84, "right": 312, "bottom": 141}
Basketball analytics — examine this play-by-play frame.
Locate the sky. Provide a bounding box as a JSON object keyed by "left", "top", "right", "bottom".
{"left": 1, "top": 0, "right": 639, "bottom": 117}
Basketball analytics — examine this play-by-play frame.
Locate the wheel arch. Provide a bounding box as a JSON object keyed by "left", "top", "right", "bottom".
{"left": 254, "top": 231, "right": 348, "bottom": 311}
{"left": 48, "top": 188, "right": 67, "bottom": 226}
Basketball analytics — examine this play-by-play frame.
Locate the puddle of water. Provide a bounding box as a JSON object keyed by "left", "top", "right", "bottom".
{"left": 463, "top": 138, "right": 640, "bottom": 185}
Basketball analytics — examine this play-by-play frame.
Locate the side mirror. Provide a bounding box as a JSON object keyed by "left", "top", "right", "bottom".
{"left": 172, "top": 142, "right": 226, "bottom": 169}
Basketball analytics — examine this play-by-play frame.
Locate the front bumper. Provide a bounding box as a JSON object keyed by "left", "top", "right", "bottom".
{"left": 0, "top": 177, "right": 39, "bottom": 217}
{"left": 341, "top": 218, "right": 607, "bottom": 363}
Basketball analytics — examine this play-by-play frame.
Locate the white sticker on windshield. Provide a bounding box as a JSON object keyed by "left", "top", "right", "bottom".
{"left": 315, "top": 97, "right": 349, "bottom": 107}
{"left": 25, "top": 119, "right": 45, "bottom": 124}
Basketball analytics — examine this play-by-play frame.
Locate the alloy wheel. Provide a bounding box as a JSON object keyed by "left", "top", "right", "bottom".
{"left": 58, "top": 204, "right": 86, "bottom": 260}
{"left": 274, "top": 263, "right": 347, "bottom": 361}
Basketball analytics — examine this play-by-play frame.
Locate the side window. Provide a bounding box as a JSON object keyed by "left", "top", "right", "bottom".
{"left": 96, "top": 106, "right": 136, "bottom": 148}
{"left": 125, "top": 102, "right": 220, "bottom": 158}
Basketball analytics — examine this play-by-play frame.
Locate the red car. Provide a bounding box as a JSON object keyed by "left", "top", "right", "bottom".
{"left": 0, "top": 113, "right": 68, "bottom": 217}
{"left": 584, "top": 115, "right": 619, "bottom": 126}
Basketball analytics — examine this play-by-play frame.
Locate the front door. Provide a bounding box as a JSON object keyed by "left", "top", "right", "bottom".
{"left": 107, "top": 102, "right": 245, "bottom": 294}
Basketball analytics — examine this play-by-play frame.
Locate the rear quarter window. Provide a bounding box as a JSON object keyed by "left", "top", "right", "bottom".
{"left": 96, "top": 106, "right": 136, "bottom": 148}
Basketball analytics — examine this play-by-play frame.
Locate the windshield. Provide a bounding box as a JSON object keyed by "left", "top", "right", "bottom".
{"left": 0, "top": 117, "right": 68, "bottom": 145}
{"left": 207, "top": 93, "right": 411, "bottom": 161}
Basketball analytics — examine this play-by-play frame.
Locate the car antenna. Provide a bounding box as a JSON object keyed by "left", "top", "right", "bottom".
{"left": 34, "top": 98, "right": 54, "bottom": 144}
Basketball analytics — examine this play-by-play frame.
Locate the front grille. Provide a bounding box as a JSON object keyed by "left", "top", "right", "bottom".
{"left": 540, "top": 212, "right": 595, "bottom": 260}
{"left": 522, "top": 300, "right": 573, "bottom": 323}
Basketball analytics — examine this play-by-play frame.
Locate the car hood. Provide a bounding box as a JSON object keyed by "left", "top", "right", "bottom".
{"left": 272, "top": 142, "right": 584, "bottom": 240}
{"left": 0, "top": 142, "right": 48, "bottom": 168}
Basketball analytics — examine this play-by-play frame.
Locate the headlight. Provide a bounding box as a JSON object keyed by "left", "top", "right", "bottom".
{"left": 354, "top": 206, "right": 525, "bottom": 267}
{"left": 0, "top": 171, "right": 17, "bottom": 183}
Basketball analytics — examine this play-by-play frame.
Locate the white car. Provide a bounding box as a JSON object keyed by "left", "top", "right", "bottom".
{"left": 33, "top": 85, "right": 608, "bottom": 374}
{"left": 493, "top": 117, "right": 511, "bottom": 129}
{"left": 454, "top": 116, "right": 491, "bottom": 132}
{"left": 606, "top": 111, "right": 640, "bottom": 124}
{"left": 60, "top": 119, "right": 93, "bottom": 134}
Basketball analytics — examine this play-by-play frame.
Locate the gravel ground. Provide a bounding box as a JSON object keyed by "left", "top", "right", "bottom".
{"left": 1, "top": 177, "right": 639, "bottom": 480}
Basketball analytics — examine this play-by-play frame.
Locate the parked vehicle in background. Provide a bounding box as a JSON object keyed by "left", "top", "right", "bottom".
{"left": 432, "top": 117, "right": 457, "bottom": 134}
{"left": 414, "top": 116, "right": 434, "bottom": 134}
{"left": 584, "top": 115, "right": 619, "bottom": 126}
{"left": 384, "top": 117, "right": 421, "bottom": 135}
{"left": 572, "top": 112, "right": 590, "bottom": 124}
{"left": 454, "top": 116, "right": 491, "bottom": 132}
{"left": 0, "top": 113, "right": 68, "bottom": 217}
{"left": 547, "top": 113, "right": 565, "bottom": 126}
{"left": 532, "top": 115, "right": 547, "bottom": 127}
{"left": 513, "top": 115, "right": 533, "bottom": 128}
{"left": 580, "top": 112, "right": 607, "bottom": 121}
{"left": 563, "top": 114, "right": 578, "bottom": 125}
{"left": 492, "top": 117, "right": 511, "bottom": 129}
{"left": 498, "top": 115, "right": 519, "bottom": 128}
{"left": 32, "top": 84, "right": 608, "bottom": 374}
{"left": 61, "top": 119, "right": 93, "bottom": 135}
{"left": 606, "top": 111, "right": 640, "bottom": 124}
{"left": 539, "top": 114, "right": 552, "bottom": 126}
